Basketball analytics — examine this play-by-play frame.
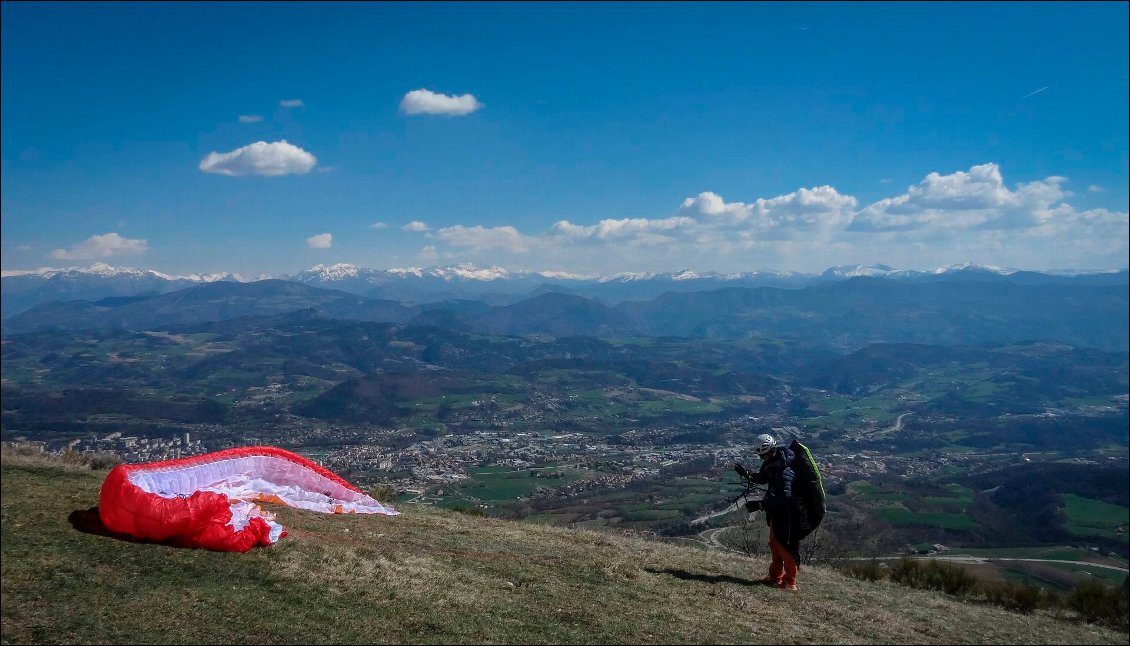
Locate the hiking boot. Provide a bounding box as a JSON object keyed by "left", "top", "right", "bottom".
{"left": 777, "top": 582, "right": 798, "bottom": 591}
{"left": 755, "top": 576, "right": 782, "bottom": 586}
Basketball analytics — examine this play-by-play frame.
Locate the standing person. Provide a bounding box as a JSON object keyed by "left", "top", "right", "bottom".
{"left": 734, "top": 433, "right": 804, "bottom": 591}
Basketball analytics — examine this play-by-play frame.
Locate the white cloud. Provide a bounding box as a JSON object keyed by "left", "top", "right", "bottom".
{"left": 199, "top": 140, "right": 317, "bottom": 177}
{"left": 678, "top": 187, "right": 856, "bottom": 238}
{"left": 369, "top": 222, "right": 388, "bottom": 229}
{"left": 400, "top": 89, "right": 483, "bottom": 116}
{"left": 831, "top": 164, "right": 1128, "bottom": 271}
{"left": 279, "top": 99, "right": 304, "bottom": 108}
{"left": 1088, "top": 184, "right": 1104, "bottom": 193}
{"left": 753, "top": 186, "right": 857, "bottom": 237}
{"left": 238, "top": 114, "right": 263, "bottom": 123}
{"left": 679, "top": 192, "right": 753, "bottom": 223}
{"left": 550, "top": 216, "right": 696, "bottom": 246}
{"left": 306, "top": 233, "right": 333, "bottom": 249}
{"left": 419, "top": 245, "right": 440, "bottom": 262}
{"left": 436, "top": 225, "right": 534, "bottom": 253}
{"left": 49, "top": 233, "right": 147, "bottom": 260}
{"left": 360, "top": 163, "right": 1127, "bottom": 273}
{"left": 850, "top": 163, "right": 1064, "bottom": 232}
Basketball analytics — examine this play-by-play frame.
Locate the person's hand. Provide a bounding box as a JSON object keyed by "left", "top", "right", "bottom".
{"left": 733, "top": 463, "right": 749, "bottom": 478}
{"left": 745, "top": 499, "right": 762, "bottom": 513}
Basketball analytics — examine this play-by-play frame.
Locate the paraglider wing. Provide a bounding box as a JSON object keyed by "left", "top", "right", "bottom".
{"left": 99, "top": 446, "right": 398, "bottom": 552}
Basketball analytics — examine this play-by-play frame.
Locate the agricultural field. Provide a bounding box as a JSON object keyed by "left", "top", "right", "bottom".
{"left": 1062, "top": 493, "right": 1130, "bottom": 544}
{"left": 939, "top": 546, "right": 1128, "bottom": 589}
{"left": 846, "top": 481, "right": 977, "bottom": 531}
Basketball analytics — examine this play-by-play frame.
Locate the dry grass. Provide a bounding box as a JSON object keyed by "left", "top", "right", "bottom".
{"left": 2, "top": 449, "right": 1125, "bottom": 645}
{"left": 1, "top": 441, "right": 122, "bottom": 472}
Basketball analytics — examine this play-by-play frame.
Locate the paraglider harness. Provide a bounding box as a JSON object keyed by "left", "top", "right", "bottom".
{"left": 722, "top": 439, "right": 827, "bottom": 538}
{"left": 788, "top": 439, "right": 827, "bottom": 536}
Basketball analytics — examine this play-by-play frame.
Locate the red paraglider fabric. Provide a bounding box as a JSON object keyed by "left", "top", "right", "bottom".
{"left": 99, "top": 446, "right": 397, "bottom": 552}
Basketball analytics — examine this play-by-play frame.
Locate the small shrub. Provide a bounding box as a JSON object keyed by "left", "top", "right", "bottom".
{"left": 839, "top": 560, "right": 888, "bottom": 582}
{"left": 1, "top": 442, "right": 46, "bottom": 459}
{"left": 451, "top": 504, "right": 487, "bottom": 517}
{"left": 86, "top": 451, "right": 124, "bottom": 470}
{"left": 931, "top": 561, "right": 980, "bottom": 597}
{"left": 59, "top": 449, "right": 88, "bottom": 466}
{"left": 890, "top": 558, "right": 979, "bottom": 598}
{"left": 889, "top": 558, "right": 925, "bottom": 587}
{"left": 369, "top": 484, "right": 399, "bottom": 504}
{"left": 1, "top": 442, "right": 121, "bottom": 471}
{"left": 981, "top": 580, "right": 1048, "bottom": 614}
{"left": 1068, "top": 579, "right": 1129, "bottom": 629}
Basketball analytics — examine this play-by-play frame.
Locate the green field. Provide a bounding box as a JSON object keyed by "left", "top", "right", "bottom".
{"left": 1062, "top": 494, "right": 1130, "bottom": 544}
{"left": 848, "top": 481, "right": 912, "bottom": 504}
{"left": 806, "top": 393, "right": 902, "bottom": 426}
{"left": 921, "top": 483, "right": 975, "bottom": 511}
{"left": 876, "top": 507, "right": 976, "bottom": 531}
{"left": 950, "top": 545, "right": 1126, "bottom": 565}
{"left": 489, "top": 474, "right": 736, "bottom": 531}
{"left": 636, "top": 398, "right": 722, "bottom": 416}
{"left": 450, "top": 465, "right": 593, "bottom": 504}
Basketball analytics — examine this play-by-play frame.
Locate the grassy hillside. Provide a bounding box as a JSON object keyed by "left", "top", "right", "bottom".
{"left": 1, "top": 451, "right": 1124, "bottom": 645}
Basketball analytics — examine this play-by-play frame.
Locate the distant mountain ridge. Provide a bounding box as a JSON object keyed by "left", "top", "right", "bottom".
{"left": 5, "top": 261, "right": 1126, "bottom": 318}
{"left": 0, "top": 263, "right": 241, "bottom": 318}
{"left": 2, "top": 280, "right": 416, "bottom": 333}
{"left": 5, "top": 273, "right": 1127, "bottom": 352}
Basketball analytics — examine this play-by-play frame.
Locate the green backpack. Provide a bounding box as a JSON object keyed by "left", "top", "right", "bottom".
{"left": 789, "top": 439, "right": 826, "bottom": 536}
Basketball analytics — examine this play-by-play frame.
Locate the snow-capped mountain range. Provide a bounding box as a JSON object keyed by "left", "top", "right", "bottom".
{"left": 1, "top": 263, "right": 242, "bottom": 318}
{"left": 0, "top": 262, "right": 243, "bottom": 283}
{"left": 2, "top": 261, "right": 1125, "bottom": 319}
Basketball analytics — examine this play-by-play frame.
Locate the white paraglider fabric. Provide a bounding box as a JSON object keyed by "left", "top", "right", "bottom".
{"left": 99, "top": 446, "right": 398, "bottom": 552}
{"left": 126, "top": 454, "right": 395, "bottom": 514}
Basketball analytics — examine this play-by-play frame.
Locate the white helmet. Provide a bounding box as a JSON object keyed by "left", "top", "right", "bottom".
{"left": 754, "top": 434, "right": 777, "bottom": 457}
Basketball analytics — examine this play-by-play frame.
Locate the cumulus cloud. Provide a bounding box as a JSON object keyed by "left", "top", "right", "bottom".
{"left": 279, "top": 99, "right": 304, "bottom": 108}
{"left": 369, "top": 222, "right": 388, "bottom": 229}
{"left": 753, "top": 186, "right": 859, "bottom": 237}
{"left": 418, "top": 245, "right": 440, "bottom": 262}
{"left": 1088, "top": 184, "right": 1104, "bottom": 193}
{"left": 400, "top": 89, "right": 483, "bottom": 116}
{"left": 238, "top": 114, "right": 263, "bottom": 123}
{"left": 679, "top": 192, "right": 753, "bottom": 223}
{"left": 549, "top": 216, "right": 696, "bottom": 247}
{"left": 50, "top": 233, "right": 147, "bottom": 260}
{"left": 372, "top": 163, "right": 1126, "bottom": 273}
{"left": 850, "top": 163, "right": 1071, "bottom": 232}
{"left": 199, "top": 140, "right": 317, "bottom": 176}
{"left": 306, "top": 233, "right": 333, "bottom": 249}
{"left": 677, "top": 187, "right": 856, "bottom": 238}
{"left": 436, "top": 225, "right": 534, "bottom": 253}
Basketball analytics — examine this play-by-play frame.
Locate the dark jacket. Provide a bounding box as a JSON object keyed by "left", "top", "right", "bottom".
{"left": 746, "top": 446, "right": 807, "bottom": 560}
{"left": 747, "top": 446, "right": 795, "bottom": 513}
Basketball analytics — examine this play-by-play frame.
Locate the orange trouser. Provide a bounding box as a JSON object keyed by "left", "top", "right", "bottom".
{"left": 767, "top": 525, "right": 798, "bottom": 586}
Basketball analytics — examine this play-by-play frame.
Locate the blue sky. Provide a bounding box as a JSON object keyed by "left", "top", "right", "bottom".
{"left": 2, "top": 1, "right": 1127, "bottom": 277}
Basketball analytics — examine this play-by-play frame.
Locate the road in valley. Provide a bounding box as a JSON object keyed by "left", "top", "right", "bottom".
{"left": 676, "top": 528, "right": 1129, "bottom": 574}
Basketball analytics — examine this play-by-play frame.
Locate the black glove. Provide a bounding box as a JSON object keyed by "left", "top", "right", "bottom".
{"left": 745, "top": 499, "right": 762, "bottom": 513}
{"left": 734, "top": 463, "right": 750, "bottom": 479}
